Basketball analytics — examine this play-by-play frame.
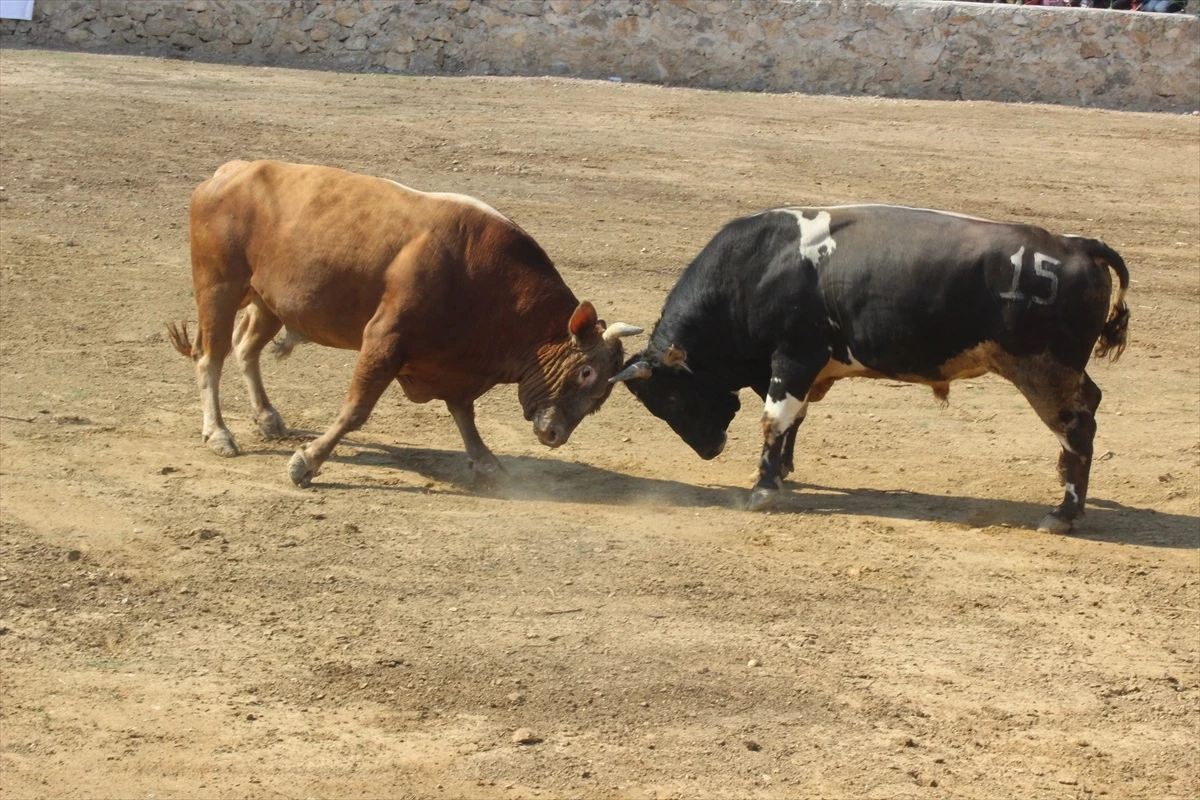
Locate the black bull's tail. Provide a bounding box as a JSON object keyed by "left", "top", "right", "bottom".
{"left": 1083, "top": 238, "right": 1130, "bottom": 362}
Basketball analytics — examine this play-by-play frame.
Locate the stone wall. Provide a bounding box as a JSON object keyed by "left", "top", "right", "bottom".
{"left": 2, "top": 0, "right": 1197, "bottom": 112}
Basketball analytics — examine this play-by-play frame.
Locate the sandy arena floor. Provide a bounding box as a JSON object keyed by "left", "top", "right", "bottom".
{"left": 1, "top": 49, "right": 1198, "bottom": 799}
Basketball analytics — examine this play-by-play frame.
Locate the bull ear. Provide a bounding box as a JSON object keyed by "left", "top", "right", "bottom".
{"left": 569, "top": 301, "right": 599, "bottom": 344}
{"left": 664, "top": 344, "right": 689, "bottom": 370}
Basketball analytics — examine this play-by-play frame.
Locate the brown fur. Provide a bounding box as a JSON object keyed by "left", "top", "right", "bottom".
{"left": 168, "top": 160, "right": 631, "bottom": 481}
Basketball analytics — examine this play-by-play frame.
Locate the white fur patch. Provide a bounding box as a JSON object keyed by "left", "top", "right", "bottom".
{"left": 385, "top": 179, "right": 510, "bottom": 222}
{"left": 763, "top": 392, "right": 808, "bottom": 437}
{"left": 816, "top": 346, "right": 872, "bottom": 380}
{"left": 1065, "top": 482, "right": 1079, "bottom": 505}
{"left": 197, "top": 354, "right": 221, "bottom": 435}
{"left": 782, "top": 209, "right": 837, "bottom": 268}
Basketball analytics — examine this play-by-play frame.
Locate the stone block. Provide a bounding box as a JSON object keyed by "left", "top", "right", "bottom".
{"left": 229, "top": 26, "right": 252, "bottom": 45}
{"left": 345, "top": 34, "right": 368, "bottom": 50}
{"left": 311, "top": 26, "right": 331, "bottom": 41}
{"left": 384, "top": 49, "right": 409, "bottom": 70}
{"left": 410, "top": 46, "right": 441, "bottom": 71}
{"left": 144, "top": 17, "right": 177, "bottom": 37}
{"left": 88, "top": 19, "right": 110, "bottom": 40}
{"left": 334, "top": 7, "right": 362, "bottom": 27}
{"left": 354, "top": 12, "right": 384, "bottom": 37}
{"left": 64, "top": 26, "right": 91, "bottom": 44}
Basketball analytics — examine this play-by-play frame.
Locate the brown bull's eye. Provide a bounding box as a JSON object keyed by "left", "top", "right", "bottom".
{"left": 579, "top": 366, "right": 596, "bottom": 387}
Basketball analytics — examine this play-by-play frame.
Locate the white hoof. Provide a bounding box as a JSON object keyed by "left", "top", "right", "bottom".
{"left": 288, "top": 449, "right": 317, "bottom": 488}
{"left": 746, "top": 487, "right": 779, "bottom": 512}
{"left": 205, "top": 429, "right": 239, "bottom": 458}
{"left": 1037, "top": 512, "right": 1073, "bottom": 534}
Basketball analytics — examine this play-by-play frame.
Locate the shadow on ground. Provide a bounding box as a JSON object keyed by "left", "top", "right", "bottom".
{"left": 250, "top": 437, "right": 1199, "bottom": 550}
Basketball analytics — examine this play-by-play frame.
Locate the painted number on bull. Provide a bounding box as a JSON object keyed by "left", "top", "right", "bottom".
{"left": 1001, "top": 246, "right": 1059, "bottom": 306}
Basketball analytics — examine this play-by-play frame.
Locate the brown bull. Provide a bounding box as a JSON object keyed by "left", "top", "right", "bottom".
{"left": 168, "top": 160, "right": 641, "bottom": 487}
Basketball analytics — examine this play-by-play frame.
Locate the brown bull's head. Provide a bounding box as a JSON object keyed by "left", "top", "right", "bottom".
{"left": 519, "top": 301, "right": 642, "bottom": 448}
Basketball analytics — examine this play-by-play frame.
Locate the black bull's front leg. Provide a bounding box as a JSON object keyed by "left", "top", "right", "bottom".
{"left": 747, "top": 353, "right": 825, "bottom": 511}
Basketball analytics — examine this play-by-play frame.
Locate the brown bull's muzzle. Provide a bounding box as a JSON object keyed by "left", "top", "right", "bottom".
{"left": 532, "top": 407, "right": 570, "bottom": 449}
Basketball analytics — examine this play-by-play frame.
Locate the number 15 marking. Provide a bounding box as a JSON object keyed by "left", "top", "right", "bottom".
{"left": 1001, "top": 246, "right": 1059, "bottom": 306}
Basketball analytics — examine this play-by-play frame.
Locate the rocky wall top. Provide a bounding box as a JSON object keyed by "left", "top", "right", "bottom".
{"left": 2, "top": 0, "right": 1197, "bottom": 112}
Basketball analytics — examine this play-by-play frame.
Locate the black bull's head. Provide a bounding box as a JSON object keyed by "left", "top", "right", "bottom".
{"left": 611, "top": 344, "right": 741, "bottom": 460}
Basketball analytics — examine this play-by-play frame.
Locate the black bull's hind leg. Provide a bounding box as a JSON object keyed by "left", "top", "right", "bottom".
{"left": 1005, "top": 357, "right": 1101, "bottom": 533}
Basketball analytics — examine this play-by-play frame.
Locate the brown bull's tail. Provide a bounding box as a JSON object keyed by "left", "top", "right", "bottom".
{"left": 166, "top": 321, "right": 198, "bottom": 360}
{"left": 1083, "top": 239, "right": 1130, "bottom": 362}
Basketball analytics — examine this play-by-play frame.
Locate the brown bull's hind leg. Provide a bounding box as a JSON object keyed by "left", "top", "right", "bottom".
{"left": 447, "top": 401, "right": 505, "bottom": 486}
{"left": 1003, "top": 356, "right": 1099, "bottom": 534}
{"left": 234, "top": 301, "right": 288, "bottom": 439}
{"left": 193, "top": 283, "right": 244, "bottom": 457}
{"left": 288, "top": 323, "right": 403, "bottom": 488}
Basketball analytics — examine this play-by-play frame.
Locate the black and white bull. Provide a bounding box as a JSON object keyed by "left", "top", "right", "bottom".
{"left": 612, "top": 205, "right": 1129, "bottom": 533}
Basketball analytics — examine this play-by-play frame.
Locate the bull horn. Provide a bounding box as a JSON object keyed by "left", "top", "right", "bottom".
{"left": 602, "top": 322, "right": 644, "bottom": 343}
{"left": 609, "top": 360, "right": 652, "bottom": 383}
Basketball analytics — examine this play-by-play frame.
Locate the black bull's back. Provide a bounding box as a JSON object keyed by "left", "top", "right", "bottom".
{"left": 616, "top": 204, "right": 1130, "bottom": 533}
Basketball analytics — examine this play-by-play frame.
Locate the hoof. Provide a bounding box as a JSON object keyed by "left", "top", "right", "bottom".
{"left": 205, "top": 430, "right": 239, "bottom": 458}
{"left": 470, "top": 457, "right": 507, "bottom": 489}
{"left": 288, "top": 449, "right": 317, "bottom": 488}
{"left": 746, "top": 486, "right": 779, "bottom": 512}
{"left": 1037, "top": 511, "right": 1073, "bottom": 534}
{"left": 257, "top": 409, "right": 288, "bottom": 439}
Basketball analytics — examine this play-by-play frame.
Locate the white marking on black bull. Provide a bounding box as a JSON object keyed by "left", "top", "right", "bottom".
{"left": 1054, "top": 432, "right": 1075, "bottom": 455}
{"left": 783, "top": 209, "right": 837, "bottom": 268}
{"left": 1002, "top": 247, "right": 1060, "bottom": 306}
{"left": 763, "top": 389, "right": 808, "bottom": 438}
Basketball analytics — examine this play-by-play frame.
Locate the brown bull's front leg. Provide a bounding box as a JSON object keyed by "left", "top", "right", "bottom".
{"left": 447, "top": 400, "right": 506, "bottom": 486}
{"left": 288, "top": 324, "right": 402, "bottom": 488}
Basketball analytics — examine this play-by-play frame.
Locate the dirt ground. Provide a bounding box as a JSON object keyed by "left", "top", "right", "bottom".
{"left": 0, "top": 48, "right": 1197, "bottom": 800}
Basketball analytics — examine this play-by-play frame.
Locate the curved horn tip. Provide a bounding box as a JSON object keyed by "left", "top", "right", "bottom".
{"left": 602, "top": 322, "right": 645, "bottom": 343}
{"left": 609, "top": 360, "right": 652, "bottom": 384}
